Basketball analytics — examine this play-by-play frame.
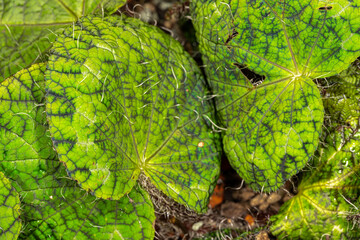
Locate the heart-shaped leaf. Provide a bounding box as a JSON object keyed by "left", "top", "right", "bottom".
{"left": 0, "top": 0, "right": 123, "bottom": 79}
{"left": 191, "top": 0, "right": 360, "bottom": 191}
{"left": 0, "top": 171, "right": 21, "bottom": 240}
{"left": 0, "top": 64, "right": 155, "bottom": 239}
{"left": 46, "top": 16, "right": 220, "bottom": 212}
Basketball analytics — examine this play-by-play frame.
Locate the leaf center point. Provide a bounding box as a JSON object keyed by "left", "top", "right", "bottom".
{"left": 292, "top": 74, "right": 309, "bottom": 83}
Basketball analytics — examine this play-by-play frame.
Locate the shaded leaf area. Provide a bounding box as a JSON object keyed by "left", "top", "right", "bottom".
{"left": 0, "top": 64, "right": 155, "bottom": 239}
{"left": 46, "top": 15, "right": 220, "bottom": 213}
{"left": 0, "top": 0, "right": 116, "bottom": 79}
{"left": 323, "top": 60, "right": 360, "bottom": 123}
{"left": 333, "top": 60, "right": 360, "bottom": 87}
{"left": 270, "top": 121, "right": 360, "bottom": 239}
{"left": 0, "top": 25, "right": 58, "bottom": 80}
{"left": 191, "top": 0, "right": 360, "bottom": 191}
{"left": 98, "top": 0, "right": 126, "bottom": 15}
{"left": 0, "top": 171, "right": 21, "bottom": 240}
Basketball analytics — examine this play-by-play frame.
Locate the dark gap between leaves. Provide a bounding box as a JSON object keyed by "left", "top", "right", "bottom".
{"left": 233, "top": 63, "right": 265, "bottom": 86}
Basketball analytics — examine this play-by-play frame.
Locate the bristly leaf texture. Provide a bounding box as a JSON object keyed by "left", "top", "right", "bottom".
{"left": 0, "top": 64, "right": 155, "bottom": 239}
{"left": 191, "top": 0, "right": 360, "bottom": 192}
{"left": 46, "top": 15, "right": 221, "bottom": 213}
{"left": 0, "top": 171, "right": 21, "bottom": 239}
{"left": 0, "top": 0, "right": 125, "bottom": 79}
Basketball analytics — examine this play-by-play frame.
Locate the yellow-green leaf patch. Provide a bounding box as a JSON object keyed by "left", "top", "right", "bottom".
{"left": 0, "top": 172, "right": 21, "bottom": 240}
{"left": 46, "top": 16, "right": 220, "bottom": 212}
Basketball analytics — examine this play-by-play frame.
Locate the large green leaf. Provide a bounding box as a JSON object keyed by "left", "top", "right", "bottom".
{"left": 0, "top": 0, "right": 114, "bottom": 79}
{"left": 191, "top": 0, "right": 360, "bottom": 191}
{"left": 46, "top": 15, "right": 220, "bottom": 212}
{"left": 0, "top": 171, "right": 21, "bottom": 240}
{"left": 270, "top": 123, "right": 360, "bottom": 239}
{"left": 0, "top": 64, "right": 155, "bottom": 239}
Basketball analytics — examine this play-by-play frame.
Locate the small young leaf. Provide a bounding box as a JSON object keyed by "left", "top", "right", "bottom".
{"left": 335, "top": 60, "right": 360, "bottom": 88}
{"left": 323, "top": 61, "right": 360, "bottom": 123}
{"left": 0, "top": 171, "right": 21, "bottom": 240}
{"left": 0, "top": 64, "right": 155, "bottom": 239}
{"left": 191, "top": 0, "right": 360, "bottom": 191}
{"left": 46, "top": 15, "right": 220, "bottom": 212}
{"left": 270, "top": 125, "right": 360, "bottom": 239}
{"left": 0, "top": 0, "right": 112, "bottom": 79}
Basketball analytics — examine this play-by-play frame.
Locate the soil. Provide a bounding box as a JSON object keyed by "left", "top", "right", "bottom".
{"left": 118, "top": 1, "right": 296, "bottom": 239}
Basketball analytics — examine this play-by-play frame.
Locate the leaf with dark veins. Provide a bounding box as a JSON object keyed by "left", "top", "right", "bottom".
{"left": 191, "top": 0, "right": 360, "bottom": 191}
{"left": 0, "top": 64, "right": 155, "bottom": 239}
{"left": 46, "top": 16, "right": 220, "bottom": 212}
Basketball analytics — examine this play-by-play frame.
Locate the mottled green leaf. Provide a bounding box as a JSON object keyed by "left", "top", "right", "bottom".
{"left": 0, "top": 0, "right": 107, "bottom": 79}
{"left": 0, "top": 64, "right": 155, "bottom": 239}
{"left": 46, "top": 15, "right": 220, "bottom": 212}
{"left": 191, "top": 0, "right": 360, "bottom": 191}
{"left": 270, "top": 124, "right": 360, "bottom": 239}
{"left": 0, "top": 171, "right": 21, "bottom": 240}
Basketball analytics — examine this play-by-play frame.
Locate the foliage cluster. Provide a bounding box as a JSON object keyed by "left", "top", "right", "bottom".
{"left": 0, "top": 0, "right": 359, "bottom": 239}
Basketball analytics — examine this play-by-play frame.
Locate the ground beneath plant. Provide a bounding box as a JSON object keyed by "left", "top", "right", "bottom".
{"left": 120, "top": 1, "right": 295, "bottom": 239}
